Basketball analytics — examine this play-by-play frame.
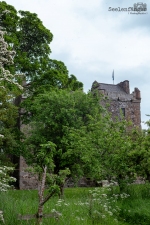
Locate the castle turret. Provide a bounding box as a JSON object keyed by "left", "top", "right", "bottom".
{"left": 134, "top": 88, "right": 141, "bottom": 100}
{"left": 118, "top": 80, "right": 130, "bottom": 94}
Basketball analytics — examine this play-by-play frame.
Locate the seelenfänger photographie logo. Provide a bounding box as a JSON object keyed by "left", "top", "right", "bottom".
{"left": 108, "top": 2, "right": 147, "bottom": 15}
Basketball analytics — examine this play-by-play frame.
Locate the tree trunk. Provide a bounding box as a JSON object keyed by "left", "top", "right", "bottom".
{"left": 118, "top": 174, "right": 125, "bottom": 193}
{"left": 36, "top": 166, "right": 47, "bottom": 225}
{"left": 59, "top": 183, "right": 64, "bottom": 198}
{"left": 146, "top": 172, "right": 150, "bottom": 182}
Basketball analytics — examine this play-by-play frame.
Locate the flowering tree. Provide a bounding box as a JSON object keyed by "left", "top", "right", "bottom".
{"left": 0, "top": 166, "right": 16, "bottom": 191}
{"left": 0, "top": 10, "right": 22, "bottom": 223}
{"left": 0, "top": 9, "right": 22, "bottom": 183}
{"left": 0, "top": 25, "right": 22, "bottom": 89}
{"left": 0, "top": 10, "right": 22, "bottom": 157}
{"left": 0, "top": 166, "right": 16, "bottom": 223}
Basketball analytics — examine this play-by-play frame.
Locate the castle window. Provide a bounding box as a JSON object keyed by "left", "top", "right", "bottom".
{"left": 121, "top": 108, "right": 125, "bottom": 117}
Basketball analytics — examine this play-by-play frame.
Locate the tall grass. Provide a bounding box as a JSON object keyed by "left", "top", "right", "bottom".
{"left": 118, "top": 184, "right": 150, "bottom": 225}
{"left": 1, "top": 184, "right": 150, "bottom": 225}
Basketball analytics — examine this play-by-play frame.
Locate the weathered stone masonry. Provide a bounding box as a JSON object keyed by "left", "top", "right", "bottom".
{"left": 91, "top": 80, "right": 141, "bottom": 128}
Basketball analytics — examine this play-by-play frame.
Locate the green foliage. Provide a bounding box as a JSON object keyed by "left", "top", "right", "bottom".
{"left": 22, "top": 90, "right": 104, "bottom": 182}
{"left": 67, "top": 113, "right": 136, "bottom": 190}
{"left": 0, "top": 1, "right": 53, "bottom": 78}
{"left": 29, "top": 59, "right": 83, "bottom": 96}
{"left": 127, "top": 122, "right": 150, "bottom": 182}
{"left": 0, "top": 4, "right": 83, "bottom": 198}
{"left": 0, "top": 1, "right": 83, "bottom": 93}
{"left": 22, "top": 88, "right": 142, "bottom": 191}
{"left": 67, "top": 74, "right": 83, "bottom": 91}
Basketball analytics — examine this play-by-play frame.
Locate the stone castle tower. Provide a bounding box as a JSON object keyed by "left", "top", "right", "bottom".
{"left": 91, "top": 80, "right": 141, "bottom": 128}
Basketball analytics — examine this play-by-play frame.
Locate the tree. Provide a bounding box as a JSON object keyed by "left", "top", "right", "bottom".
{"left": 0, "top": 11, "right": 23, "bottom": 190}
{"left": 0, "top": 1, "right": 83, "bottom": 93}
{"left": 22, "top": 88, "right": 138, "bottom": 194}
{"left": 0, "top": 10, "right": 23, "bottom": 156}
{"left": 0, "top": 165, "right": 16, "bottom": 224}
{"left": 143, "top": 119, "right": 150, "bottom": 181}
{"left": 21, "top": 90, "right": 105, "bottom": 222}
{"left": 66, "top": 112, "right": 136, "bottom": 192}
{"left": 0, "top": 1, "right": 53, "bottom": 79}
{"left": 29, "top": 59, "right": 83, "bottom": 96}
{"left": 0, "top": 166, "right": 16, "bottom": 192}
{"left": 0, "top": 7, "right": 83, "bottom": 220}
{"left": 26, "top": 142, "right": 65, "bottom": 223}
{"left": 0, "top": 1, "right": 83, "bottom": 158}
{"left": 0, "top": 11, "right": 22, "bottom": 223}
{"left": 22, "top": 90, "right": 105, "bottom": 185}
{"left": 67, "top": 74, "right": 83, "bottom": 91}
{"left": 128, "top": 119, "right": 150, "bottom": 183}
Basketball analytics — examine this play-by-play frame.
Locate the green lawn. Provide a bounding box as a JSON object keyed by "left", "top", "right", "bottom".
{"left": 0, "top": 184, "right": 150, "bottom": 225}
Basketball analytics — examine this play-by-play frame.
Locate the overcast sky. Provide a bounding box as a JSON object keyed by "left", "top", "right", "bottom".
{"left": 5, "top": 0, "right": 150, "bottom": 128}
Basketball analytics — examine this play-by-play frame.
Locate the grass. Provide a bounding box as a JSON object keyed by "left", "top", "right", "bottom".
{"left": 0, "top": 184, "right": 150, "bottom": 224}
{"left": 117, "top": 184, "right": 150, "bottom": 225}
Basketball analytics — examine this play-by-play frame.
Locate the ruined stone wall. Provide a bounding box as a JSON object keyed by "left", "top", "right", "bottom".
{"left": 108, "top": 99, "right": 141, "bottom": 128}
{"left": 118, "top": 80, "right": 130, "bottom": 94}
{"left": 126, "top": 101, "right": 141, "bottom": 127}
{"left": 19, "top": 120, "right": 39, "bottom": 189}
{"left": 19, "top": 156, "right": 38, "bottom": 190}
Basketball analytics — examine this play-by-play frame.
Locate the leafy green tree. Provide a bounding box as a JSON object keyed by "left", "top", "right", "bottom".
{"left": 67, "top": 113, "right": 136, "bottom": 191}
{"left": 98, "top": 119, "right": 135, "bottom": 191}
{"left": 20, "top": 90, "right": 104, "bottom": 222}
{"left": 0, "top": 1, "right": 83, "bottom": 93}
{"left": 29, "top": 60, "right": 83, "bottom": 96}
{"left": 128, "top": 120, "right": 150, "bottom": 183}
{"left": 67, "top": 74, "right": 83, "bottom": 91}
{"left": 0, "top": 3, "right": 83, "bottom": 195}
{"left": 143, "top": 120, "right": 150, "bottom": 181}
{"left": 22, "top": 90, "right": 104, "bottom": 188}
{"left": 0, "top": 1, "right": 53, "bottom": 79}
{"left": 22, "top": 88, "right": 139, "bottom": 193}
{"left": 24, "top": 142, "right": 66, "bottom": 223}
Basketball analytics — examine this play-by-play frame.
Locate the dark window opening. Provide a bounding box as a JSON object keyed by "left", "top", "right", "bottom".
{"left": 121, "top": 108, "right": 125, "bottom": 117}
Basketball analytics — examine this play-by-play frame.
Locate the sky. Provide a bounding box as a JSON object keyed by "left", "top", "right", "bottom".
{"left": 4, "top": 0, "right": 150, "bottom": 128}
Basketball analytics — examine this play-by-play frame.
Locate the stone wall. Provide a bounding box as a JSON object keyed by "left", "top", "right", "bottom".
{"left": 107, "top": 98, "right": 141, "bottom": 128}
{"left": 19, "top": 156, "right": 38, "bottom": 190}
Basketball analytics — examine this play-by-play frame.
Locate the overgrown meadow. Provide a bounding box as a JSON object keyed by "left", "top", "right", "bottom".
{"left": 1, "top": 184, "right": 150, "bottom": 225}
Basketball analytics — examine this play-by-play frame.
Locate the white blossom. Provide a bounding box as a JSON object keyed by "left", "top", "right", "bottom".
{"left": 0, "top": 27, "right": 23, "bottom": 90}
{"left": 0, "top": 166, "right": 16, "bottom": 192}
{"left": 0, "top": 17, "right": 24, "bottom": 159}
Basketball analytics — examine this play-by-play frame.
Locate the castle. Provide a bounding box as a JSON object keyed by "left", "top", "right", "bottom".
{"left": 16, "top": 80, "right": 141, "bottom": 189}
{"left": 91, "top": 80, "right": 141, "bottom": 128}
